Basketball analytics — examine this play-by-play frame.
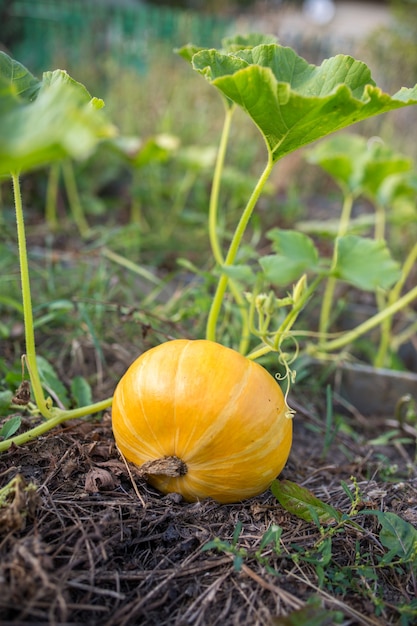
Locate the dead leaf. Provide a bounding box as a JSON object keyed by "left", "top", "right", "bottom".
{"left": 12, "top": 381, "right": 31, "bottom": 406}
{"left": 84, "top": 468, "right": 118, "bottom": 493}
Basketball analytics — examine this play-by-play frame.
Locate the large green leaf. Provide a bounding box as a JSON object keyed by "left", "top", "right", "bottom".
{"left": 333, "top": 235, "right": 401, "bottom": 290}
{"left": 191, "top": 44, "right": 417, "bottom": 161}
{"left": 0, "top": 52, "right": 115, "bottom": 175}
{"left": 177, "top": 33, "right": 278, "bottom": 64}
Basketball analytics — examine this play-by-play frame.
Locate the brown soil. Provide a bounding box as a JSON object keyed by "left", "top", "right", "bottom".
{"left": 1, "top": 393, "right": 416, "bottom": 626}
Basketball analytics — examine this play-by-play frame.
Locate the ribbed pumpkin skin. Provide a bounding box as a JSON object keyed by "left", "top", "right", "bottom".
{"left": 112, "top": 339, "right": 292, "bottom": 503}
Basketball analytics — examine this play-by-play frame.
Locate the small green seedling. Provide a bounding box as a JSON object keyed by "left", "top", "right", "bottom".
{"left": 203, "top": 477, "right": 417, "bottom": 623}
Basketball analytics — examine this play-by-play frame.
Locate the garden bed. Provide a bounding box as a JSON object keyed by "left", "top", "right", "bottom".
{"left": 1, "top": 396, "right": 416, "bottom": 626}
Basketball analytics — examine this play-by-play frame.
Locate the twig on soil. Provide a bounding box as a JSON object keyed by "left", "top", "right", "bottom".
{"left": 285, "top": 568, "right": 386, "bottom": 626}
{"left": 117, "top": 446, "right": 146, "bottom": 507}
{"left": 240, "top": 561, "right": 304, "bottom": 611}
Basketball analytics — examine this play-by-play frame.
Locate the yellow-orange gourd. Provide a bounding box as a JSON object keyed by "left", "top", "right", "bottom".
{"left": 111, "top": 339, "right": 292, "bottom": 503}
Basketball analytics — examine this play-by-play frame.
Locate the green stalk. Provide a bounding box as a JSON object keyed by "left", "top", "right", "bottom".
{"left": 315, "top": 283, "right": 417, "bottom": 354}
{"left": 45, "top": 162, "right": 60, "bottom": 231}
{"left": 12, "top": 171, "right": 53, "bottom": 419}
{"left": 62, "top": 159, "right": 90, "bottom": 237}
{"left": 319, "top": 190, "right": 354, "bottom": 340}
{"left": 374, "top": 239, "right": 417, "bottom": 367}
{"left": 389, "top": 240, "right": 417, "bottom": 303}
{"left": 373, "top": 298, "right": 390, "bottom": 368}
{"left": 165, "top": 169, "right": 196, "bottom": 236}
{"left": 7, "top": 171, "right": 113, "bottom": 451}
{"left": 0, "top": 181, "right": 4, "bottom": 225}
{"left": 0, "top": 396, "right": 112, "bottom": 453}
{"left": 206, "top": 151, "right": 274, "bottom": 343}
{"left": 372, "top": 199, "right": 388, "bottom": 366}
{"left": 391, "top": 318, "right": 417, "bottom": 352}
{"left": 206, "top": 103, "right": 251, "bottom": 354}
{"left": 274, "top": 276, "right": 323, "bottom": 348}
{"left": 208, "top": 104, "right": 235, "bottom": 266}
{"left": 374, "top": 201, "right": 386, "bottom": 242}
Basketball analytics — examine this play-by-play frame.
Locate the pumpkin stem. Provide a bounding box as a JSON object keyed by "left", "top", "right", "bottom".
{"left": 140, "top": 456, "right": 188, "bottom": 478}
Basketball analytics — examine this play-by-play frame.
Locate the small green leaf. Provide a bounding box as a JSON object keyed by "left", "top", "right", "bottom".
{"left": 0, "top": 390, "right": 14, "bottom": 414}
{"left": 201, "top": 539, "right": 222, "bottom": 552}
{"left": 233, "top": 554, "right": 244, "bottom": 571}
{"left": 221, "top": 264, "right": 256, "bottom": 284}
{"left": 0, "top": 415, "right": 22, "bottom": 439}
{"left": 176, "top": 44, "right": 205, "bottom": 64}
{"left": 257, "top": 524, "right": 282, "bottom": 553}
{"left": 70, "top": 376, "right": 93, "bottom": 409}
{"left": 367, "top": 510, "right": 417, "bottom": 565}
{"left": 260, "top": 230, "right": 319, "bottom": 286}
{"left": 36, "top": 356, "right": 69, "bottom": 408}
{"left": 271, "top": 479, "right": 341, "bottom": 524}
{"left": 333, "top": 235, "right": 401, "bottom": 290}
{"left": 42, "top": 68, "right": 93, "bottom": 101}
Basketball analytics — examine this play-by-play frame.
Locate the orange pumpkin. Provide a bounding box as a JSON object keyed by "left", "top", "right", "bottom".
{"left": 111, "top": 339, "right": 292, "bottom": 503}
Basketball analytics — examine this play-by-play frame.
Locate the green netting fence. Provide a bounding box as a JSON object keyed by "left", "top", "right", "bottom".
{"left": 4, "top": 0, "right": 232, "bottom": 74}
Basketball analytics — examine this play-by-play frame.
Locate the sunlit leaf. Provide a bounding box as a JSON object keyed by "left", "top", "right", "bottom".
{"left": 190, "top": 44, "right": 417, "bottom": 161}
{"left": 221, "top": 33, "right": 279, "bottom": 51}
{"left": 42, "top": 69, "right": 92, "bottom": 101}
{"left": 0, "top": 52, "right": 39, "bottom": 111}
{"left": 176, "top": 33, "right": 278, "bottom": 63}
{"left": 0, "top": 52, "right": 115, "bottom": 175}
